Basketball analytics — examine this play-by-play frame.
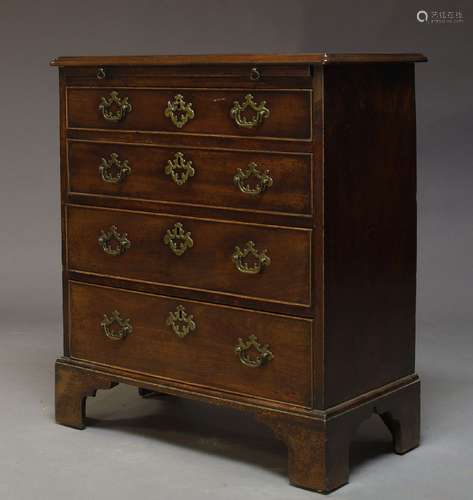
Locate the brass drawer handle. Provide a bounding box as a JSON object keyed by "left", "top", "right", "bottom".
{"left": 164, "top": 222, "right": 193, "bottom": 256}
{"left": 232, "top": 241, "right": 271, "bottom": 274}
{"left": 166, "top": 305, "right": 196, "bottom": 338}
{"left": 101, "top": 310, "right": 133, "bottom": 341}
{"left": 99, "top": 91, "right": 132, "bottom": 122}
{"left": 165, "top": 152, "right": 195, "bottom": 186}
{"left": 234, "top": 162, "right": 273, "bottom": 195}
{"left": 164, "top": 94, "right": 195, "bottom": 128}
{"left": 230, "top": 94, "right": 270, "bottom": 129}
{"left": 98, "top": 225, "right": 131, "bottom": 256}
{"left": 235, "top": 334, "right": 274, "bottom": 368}
{"left": 99, "top": 153, "right": 131, "bottom": 184}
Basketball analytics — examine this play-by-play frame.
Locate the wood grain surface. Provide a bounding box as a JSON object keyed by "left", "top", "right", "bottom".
{"left": 66, "top": 205, "right": 312, "bottom": 306}
{"left": 69, "top": 282, "right": 313, "bottom": 406}
{"left": 68, "top": 140, "right": 313, "bottom": 216}
{"left": 67, "top": 87, "right": 312, "bottom": 140}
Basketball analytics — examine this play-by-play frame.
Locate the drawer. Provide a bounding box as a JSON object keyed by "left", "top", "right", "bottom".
{"left": 63, "top": 64, "right": 312, "bottom": 88}
{"left": 66, "top": 87, "right": 312, "bottom": 140}
{"left": 69, "top": 282, "right": 313, "bottom": 406}
{"left": 68, "top": 141, "right": 312, "bottom": 216}
{"left": 66, "top": 205, "right": 312, "bottom": 307}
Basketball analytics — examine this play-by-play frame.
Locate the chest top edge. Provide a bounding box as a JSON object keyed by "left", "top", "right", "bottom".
{"left": 50, "top": 53, "right": 427, "bottom": 67}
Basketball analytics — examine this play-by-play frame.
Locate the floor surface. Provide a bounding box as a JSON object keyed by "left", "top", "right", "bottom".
{"left": 0, "top": 319, "right": 471, "bottom": 500}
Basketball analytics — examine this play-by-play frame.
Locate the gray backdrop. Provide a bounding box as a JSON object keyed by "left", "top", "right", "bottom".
{"left": 0, "top": 1, "right": 471, "bottom": 499}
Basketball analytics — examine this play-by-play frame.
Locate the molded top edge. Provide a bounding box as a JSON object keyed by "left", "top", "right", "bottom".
{"left": 50, "top": 53, "right": 428, "bottom": 67}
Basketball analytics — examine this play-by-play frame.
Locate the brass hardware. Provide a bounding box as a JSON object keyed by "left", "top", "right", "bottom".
{"left": 232, "top": 241, "right": 271, "bottom": 274}
{"left": 98, "top": 91, "right": 132, "bottom": 122}
{"left": 96, "top": 67, "right": 106, "bottom": 80}
{"left": 98, "top": 225, "right": 131, "bottom": 256}
{"left": 163, "top": 222, "right": 193, "bottom": 256}
{"left": 166, "top": 305, "right": 196, "bottom": 338}
{"left": 250, "top": 67, "right": 261, "bottom": 81}
{"left": 164, "top": 152, "right": 195, "bottom": 186}
{"left": 230, "top": 94, "right": 270, "bottom": 129}
{"left": 100, "top": 310, "right": 133, "bottom": 341}
{"left": 234, "top": 162, "right": 273, "bottom": 195}
{"left": 164, "top": 94, "right": 195, "bottom": 128}
{"left": 235, "top": 334, "right": 274, "bottom": 368}
{"left": 99, "top": 153, "right": 131, "bottom": 184}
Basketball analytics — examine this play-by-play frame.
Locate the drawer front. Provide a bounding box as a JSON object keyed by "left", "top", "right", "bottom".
{"left": 67, "top": 205, "right": 312, "bottom": 306}
{"left": 67, "top": 87, "right": 312, "bottom": 140}
{"left": 69, "top": 282, "right": 313, "bottom": 406}
{"left": 68, "top": 141, "right": 312, "bottom": 216}
{"left": 64, "top": 64, "right": 312, "bottom": 88}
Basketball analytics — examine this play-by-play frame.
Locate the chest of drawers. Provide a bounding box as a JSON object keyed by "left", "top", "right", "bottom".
{"left": 52, "top": 53, "right": 425, "bottom": 493}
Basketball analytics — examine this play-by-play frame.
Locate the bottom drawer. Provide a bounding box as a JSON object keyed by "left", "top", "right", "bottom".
{"left": 69, "top": 282, "right": 313, "bottom": 407}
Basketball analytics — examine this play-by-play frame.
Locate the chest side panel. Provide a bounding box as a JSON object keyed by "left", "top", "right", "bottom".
{"left": 323, "top": 63, "right": 417, "bottom": 407}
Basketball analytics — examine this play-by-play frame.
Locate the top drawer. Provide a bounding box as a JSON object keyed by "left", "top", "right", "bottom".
{"left": 66, "top": 87, "right": 312, "bottom": 141}
{"left": 63, "top": 64, "right": 312, "bottom": 86}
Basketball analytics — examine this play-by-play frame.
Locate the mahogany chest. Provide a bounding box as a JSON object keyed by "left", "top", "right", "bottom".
{"left": 52, "top": 53, "right": 425, "bottom": 492}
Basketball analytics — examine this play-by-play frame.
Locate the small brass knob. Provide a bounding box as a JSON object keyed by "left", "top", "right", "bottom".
{"left": 250, "top": 67, "right": 261, "bottom": 81}
{"left": 96, "top": 67, "right": 106, "bottom": 80}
